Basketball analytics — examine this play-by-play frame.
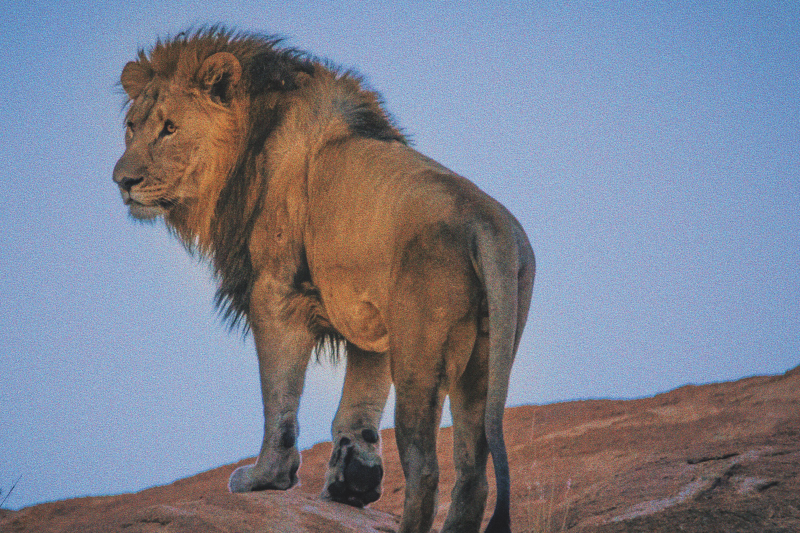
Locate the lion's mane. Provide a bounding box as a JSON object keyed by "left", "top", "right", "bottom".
{"left": 125, "top": 27, "right": 406, "bottom": 333}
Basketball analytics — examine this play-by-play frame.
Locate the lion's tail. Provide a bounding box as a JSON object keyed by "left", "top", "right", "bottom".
{"left": 472, "top": 217, "right": 534, "bottom": 533}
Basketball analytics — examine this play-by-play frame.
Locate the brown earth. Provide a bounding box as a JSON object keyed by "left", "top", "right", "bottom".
{"left": 2, "top": 366, "right": 798, "bottom": 532}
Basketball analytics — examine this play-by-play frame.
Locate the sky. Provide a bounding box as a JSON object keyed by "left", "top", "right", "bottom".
{"left": 1, "top": 0, "right": 798, "bottom": 512}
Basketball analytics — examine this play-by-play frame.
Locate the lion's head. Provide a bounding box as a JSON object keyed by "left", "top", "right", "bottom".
{"left": 112, "top": 29, "right": 314, "bottom": 242}
{"left": 114, "top": 51, "right": 245, "bottom": 220}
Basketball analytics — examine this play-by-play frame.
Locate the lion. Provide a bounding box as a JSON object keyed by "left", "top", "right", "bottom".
{"left": 113, "top": 27, "right": 534, "bottom": 533}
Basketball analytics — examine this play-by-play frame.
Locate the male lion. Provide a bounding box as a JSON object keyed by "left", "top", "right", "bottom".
{"left": 113, "top": 28, "right": 534, "bottom": 533}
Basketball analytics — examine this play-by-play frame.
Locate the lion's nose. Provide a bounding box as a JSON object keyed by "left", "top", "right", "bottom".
{"left": 118, "top": 176, "right": 144, "bottom": 192}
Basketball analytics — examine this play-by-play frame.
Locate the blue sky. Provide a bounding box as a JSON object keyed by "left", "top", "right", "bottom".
{"left": 1, "top": 1, "right": 798, "bottom": 511}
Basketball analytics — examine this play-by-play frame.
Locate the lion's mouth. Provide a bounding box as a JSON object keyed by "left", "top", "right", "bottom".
{"left": 120, "top": 188, "right": 138, "bottom": 206}
{"left": 120, "top": 188, "right": 173, "bottom": 218}
{"left": 121, "top": 192, "right": 166, "bottom": 220}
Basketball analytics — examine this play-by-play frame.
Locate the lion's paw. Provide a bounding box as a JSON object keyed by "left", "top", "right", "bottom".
{"left": 228, "top": 465, "right": 256, "bottom": 493}
{"left": 322, "top": 430, "right": 384, "bottom": 507}
{"left": 228, "top": 461, "right": 298, "bottom": 493}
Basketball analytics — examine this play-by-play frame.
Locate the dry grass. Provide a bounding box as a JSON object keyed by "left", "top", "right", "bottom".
{"left": 522, "top": 473, "right": 573, "bottom": 533}
{"left": 519, "top": 416, "right": 574, "bottom": 533}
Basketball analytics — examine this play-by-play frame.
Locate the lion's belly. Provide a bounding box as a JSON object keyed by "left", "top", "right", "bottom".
{"left": 315, "top": 271, "right": 390, "bottom": 353}
{"left": 329, "top": 297, "right": 389, "bottom": 353}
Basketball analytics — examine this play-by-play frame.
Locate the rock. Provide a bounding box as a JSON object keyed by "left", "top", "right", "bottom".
{"left": 0, "top": 485, "right": 399, "bottom": 533}
{"left": 2, "top": 366, "right": 798, "bottom": 532}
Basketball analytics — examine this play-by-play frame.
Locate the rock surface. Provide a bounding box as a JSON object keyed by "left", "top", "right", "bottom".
{"left": 2, "top": 366, "right": 798, "bottom": 532}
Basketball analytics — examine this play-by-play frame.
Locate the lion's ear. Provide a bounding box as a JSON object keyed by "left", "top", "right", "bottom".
{"left": 121, "top": 61, "right": 151, "bottom": 100}
{"left": 198, "top": 52, "right": 242, "bottom": 104}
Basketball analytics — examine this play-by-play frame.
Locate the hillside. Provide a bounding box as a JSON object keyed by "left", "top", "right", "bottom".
{"left": 2, "top": 366, "right": 798, "bottom": 532}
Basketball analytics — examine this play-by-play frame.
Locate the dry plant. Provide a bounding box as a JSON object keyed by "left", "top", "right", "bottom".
{"left": 524, "top": 471, "right": 573, "bottom": 533}
{"left": 521, "top": 416, "right": 575, "bottom": 533}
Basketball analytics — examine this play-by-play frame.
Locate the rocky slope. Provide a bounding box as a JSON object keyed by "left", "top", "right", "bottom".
{"left": 2, "top": 366, "right": 798, "bottom": 532}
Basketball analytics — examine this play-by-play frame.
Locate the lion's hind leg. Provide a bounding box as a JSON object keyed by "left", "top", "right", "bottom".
{"left": 389, "top": 291, "right": 479, "bottom": 532}
{"left": 441, "top": 332, "right": 491, "bottom": 533}
{"left": 393, "top": 365, "right": 447, "bottom": 533}
{"left": 323, "top": 345, "right": 391, "bottom": 507}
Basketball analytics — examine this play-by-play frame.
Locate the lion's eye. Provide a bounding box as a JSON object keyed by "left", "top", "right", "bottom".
{"left": 161, "top": 120, "right": 177, "bottom": 136}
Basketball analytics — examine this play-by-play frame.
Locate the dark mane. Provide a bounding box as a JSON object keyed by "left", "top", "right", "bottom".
{"left": 129, "top": 26, "right": 310, "bottom": 91}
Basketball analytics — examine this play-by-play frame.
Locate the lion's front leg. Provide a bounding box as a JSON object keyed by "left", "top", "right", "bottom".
{"left": 323, "top": 345, "right": 391, "bottom": 507}
{"left": 229, "top": 282, "right": 316, "bottom": 493}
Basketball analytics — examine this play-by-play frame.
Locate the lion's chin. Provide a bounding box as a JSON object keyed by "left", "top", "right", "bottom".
{"left": 127, "top": 202, "right": 165, "bottom": 221}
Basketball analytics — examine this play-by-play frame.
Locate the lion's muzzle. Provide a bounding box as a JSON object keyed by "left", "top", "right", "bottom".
{"left": 112, "top": 155, "right": 161, "bottom": 219}
{"left": 112, "top": 155, "right": 142, "bottom": 196}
